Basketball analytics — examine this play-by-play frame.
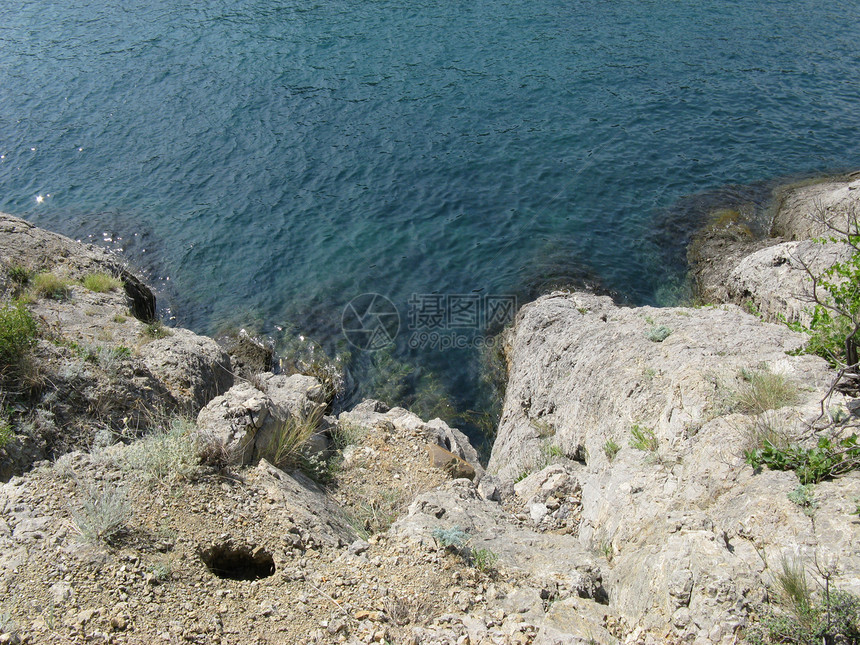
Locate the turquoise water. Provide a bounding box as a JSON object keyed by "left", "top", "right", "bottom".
{"left": 1, "top": 0, "right": 859, "bottom": 424}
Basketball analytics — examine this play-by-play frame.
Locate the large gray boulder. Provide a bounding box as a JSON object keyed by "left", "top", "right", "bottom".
{"left": 139, "top": 328, "right": 233, "bottom": 414}
{"left": 196, "top": 373, "right": 327, "bottom": 466}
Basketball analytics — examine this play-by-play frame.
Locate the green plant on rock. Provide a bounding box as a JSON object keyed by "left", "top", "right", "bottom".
{"left": 70, "top": 482, "right": 130, "bottom": 544}
{"left": 787, "top": 484, "right": 817, "bottom": 515}
{"left": 787, "top": 203, "right": 860, "bottom": 376}
{"left": 81, "top": 272, "right": 122, "bottom": 293}
{"left": 267, "top": 406, "right": 325, "bottom": 471}
{"left": 629, "top": 424, "right": 658, "bottom": 451}
{"left": 746, "top": 557, "right": 860, "bottom": 644}
{"left": 0, "top": 300, "right": 38, "bottom": 373}
{"left": 732, "top": 367, "right": 799, "bottom": 414}
{"left": 141, "top": 320, "right": 171, "bottom": 340}
{"left": 470, "top": 547, "right": 499, "bottom": 572}
{"left": 645, "top": 325, "right": 672, "bottom": 342}
{"left": 432, "top": 526, "right": 469, "bottom": 550}
{"left": 32, "top": 272, "right": 71, "bottom": 300}
{"left": 603, "top": 439, "right": 621, "bottom": 462}
{"left": 0, "top": 419, "right": 12, "bottom": 449}
{"left": 745, "top": 434, "right": 860, "bottom": 485}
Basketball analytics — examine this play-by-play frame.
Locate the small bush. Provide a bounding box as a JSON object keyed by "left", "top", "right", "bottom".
{"left": 470, "top": 547, "right": 499, "bottom": 572}
{"left": 0, "top": 300, "right": 38, "bottom": 370}
{"left": 71, "top": 482, "right": 129, "bottom": 544}
{"left": 603, "top": 439, "right": 621, "bottom": 461}
{"left": 82, "top": 272, "right": 122, "bottom": 293}
{"left": 630, "top": 424, "right": 658, "bottom": 451}
{"left": 8, "top": 264, "right": 32, "bottom": 287}
{"left": 744, "top": 559, "right": 860, "bottom": 644}
{"left": 32, "top": 272, "right": 71, "bottom": 300}
{"left": 733, "top": 368, "right": 799, "bottom": 414}
{"left": 0, "top": 420, "right": 13, "bottom": 449}
{"left": 330, "top": 421, "right": 366, "bottom": 451}
{"left": 745, "top": 433, "right": 860, "bottom": 485}
{"left": 787, "top": 484, "right": 817, "bottom": 515}
{"left": 432, "top": 526, "right": 469, "bottom": 549}
{"left": 645, "top": 325, "right": 672, "bottom": 342}
{"left": 124, "top": 419, "right": 200, "bottom": 483}
{"left": 141, "top": 320, "right": 171, "bottom": 340}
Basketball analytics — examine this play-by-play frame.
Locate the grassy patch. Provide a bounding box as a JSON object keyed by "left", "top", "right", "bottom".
{"left": 123, "top": 419, "right": 200, "bottom": 483}
{"left": 603, "top": 439, "right": 621, "bottom": 462}
{"left": 266, "top": 407, "right": 325, "bottom": 471}
{"left": 82, "top": 272, "right": 122, "bottom": 293}
{"left": 348, "top": 488, "right": 409, "bottom": 539}
{"left": 32, "top": 272, "right": 71, "bottom": 300}
{"left": 140, "top": 320, "right": 171, "bottom": 340}
{"left": 629, "top": 424, "right": 658, "bottom": 451}
{"left": 732, "top": 368, "right": 799, "bottom": 414}
{"left": 0, "top": 300, "right": 38, "bottom": 372}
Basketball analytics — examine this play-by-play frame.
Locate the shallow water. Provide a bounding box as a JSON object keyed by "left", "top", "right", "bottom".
{"left": 1, "top": 0, "right": 858, "bottom": 431}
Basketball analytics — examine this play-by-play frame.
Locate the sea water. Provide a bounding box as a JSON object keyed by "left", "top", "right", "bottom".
{"left": 1, "top": 0, "right": 858, "bottom": 433}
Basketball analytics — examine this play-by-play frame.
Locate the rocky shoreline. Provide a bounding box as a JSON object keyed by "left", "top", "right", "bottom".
{"left": 0, "top": 173, "right": 859, "bottom": 644}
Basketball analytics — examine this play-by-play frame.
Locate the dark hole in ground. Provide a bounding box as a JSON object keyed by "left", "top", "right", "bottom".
{"left": 199, "top": 542, "right": 275, "bottom": 580}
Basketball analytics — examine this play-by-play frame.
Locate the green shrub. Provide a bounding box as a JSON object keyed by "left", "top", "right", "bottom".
{"left": 82, "top": 272, "right": 122, "bottom": 293}
{"left": 732, "top": 368, "right": 799, "bottom": 414}
{"left": 330, "top": 421, "right": 366, "bottom": 451}
{"left": 603, "top": 439, "right": 621, "bottom": 461}
{"left": 645, "top": 325, "right": 672, "bottom": 342}
{"left": 32, "top": 272, "right": 71, "bottom": 300}
{"left": 0, "top": 420, "right": 12, "bottom": 449}
{"left": 432, "top": 526, "right": 469, "bottom": 549}
{"left": 71, "top": 483, "right": 129, "bottom": 544}
{"left": 787, "top": 484, "right": 816, "bottom": 514}
{"left": 629, "top": 424, "right": 658, "bottom": 451}
{"left": 745, "top": 434, "right": 860, "bottom": 484}
{"left": 0, "top": 300, "right": 38, "bottom": 370}
{"left": 123, "top": 419, "right": 200, "bottom": 483}
{"left": 141, "top": 320, "right": 171, "bottom": 340}
{"left": 470, "top": 547, "right": 499, "bottom": 572}
{"left": 747, "top": 558, "right": 860, "bottom": 644}
{"left": 8, "top": 264, "right": 32, "bottom": 286}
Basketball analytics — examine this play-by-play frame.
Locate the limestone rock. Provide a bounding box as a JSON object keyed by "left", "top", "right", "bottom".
{"left": 139, "top": 328, "right": 233, "bottom": 414}
{"left": 339, "top": 400, "right": 484, "bottom": 480}
{"left": 426, "top": 444, "right": 476, "bottom": 480}
{"left": 196, "top": 375, "right": 326, "bottom": 466}
{"left": 0, "top": 212, "right": 155, "bottom": 320}
{"left": 691, "top": 173, "right": 860, "bottom": 322}
{"left": 487, "top": 288, "right": 858, "bottom": 643}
